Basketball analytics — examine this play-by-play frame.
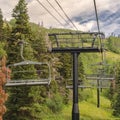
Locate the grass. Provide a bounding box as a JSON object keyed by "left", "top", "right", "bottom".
{"left": 43, "top": 89, "right": 120, "bottom": 120}
{"left": 80, "top": 89, "right": 114, "bottom": 120}
{"left": 106, "top": 51, "right": 120, "bottom": 62}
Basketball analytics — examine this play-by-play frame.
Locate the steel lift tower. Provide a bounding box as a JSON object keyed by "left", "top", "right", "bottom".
{"left": 48, "top": 32, "right": 104, "bottom": 120}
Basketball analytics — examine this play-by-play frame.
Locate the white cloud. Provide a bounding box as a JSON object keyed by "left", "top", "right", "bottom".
{"left": 101, "top": 23, "right": 120, "bottom": 36}
{"left": 72, "top": 20, "right": 97, "bottom": 32}
{"left": 0, "top": 0, "right": 18, "bottom": 20}
{"left": 0, "top": 0, "right": 120, "bottom": 35}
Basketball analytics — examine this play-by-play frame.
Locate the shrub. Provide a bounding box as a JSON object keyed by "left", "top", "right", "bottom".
{"left": 46, "top": 94, "right": 63, "bottom": 113}
{"left": 79, "top": 89, "right": 93, "bottom": 101}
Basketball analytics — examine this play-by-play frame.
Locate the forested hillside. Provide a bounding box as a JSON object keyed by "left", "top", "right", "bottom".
{"left": 4, "top": 24, "right": 120, "bottom": 120}
{"left": 0, "top": 0, "right": 120, "bottom": 120}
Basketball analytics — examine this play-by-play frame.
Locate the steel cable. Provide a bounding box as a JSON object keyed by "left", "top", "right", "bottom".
{"left": 36, "top": 0, "right": 64, "bottom": 27}
{"left": 93, "top": 0, "right": 104, "bottom": 61}
{"left": 54, "top": 0, "right": 78, "bottom": 31}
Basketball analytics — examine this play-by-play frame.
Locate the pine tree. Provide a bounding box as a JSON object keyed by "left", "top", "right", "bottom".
{"left": 59, "top": 53, "right": 72, "bottom": 79}
{"left": 112, "top": 62, "right": 120, "bottom": 116}
{"left": 4, "top": 0, "right": 42, "bottom": 119}
{"left": 12, "top": 0, "right": 30, "bottom": 36}
{"left": 3, "top": 21, "right": 12, "bottom": 42}
{"left": 0, "top": 9, "right": 3, "bottom": 41}
{"left": 78, "top": 56, "right": 86, "bottom": 85}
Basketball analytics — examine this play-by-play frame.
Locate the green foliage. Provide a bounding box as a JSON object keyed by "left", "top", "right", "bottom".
{"left": 58, "top": 53, "right": 72, "bottom": 79}
{"left": 112, "top": 62, "right": 120, "bottom": 116}
{"left": 101, "top": 89, "right": 111, "bottom": 99}
{"left": 81, "top": 53, "right": 101, "bottom": 74}
{"left": 48, "top": 28, "right": 74, "bottom": 34}
{"left": 63, "top": 88, "right": 70, "bottom": 104}
{"left": 0, "top": 8, "right": 3, "bottom": 40}
{"left": 30, "top": 25, "right": 47, "bottom": 56}
{"left": 49, "top": 80, "right": 59, "bottom": 94}
{"left": 42, "top": 89, "right": 118, "bottom": 120}
{"left": 6, "top": 0, "right": 32, "bottom": 64}
{"left": 79, "top": 89, "right": 93, "bottom": 101}
{"left": 9, "top": 19, "right": 16, "bottom": 26}
{"left": 46, "top": 94, "right": 63, "bottom": 113}
{"left": 12, "top": 0, "right": 30, "bottom": 35}
{"left": 18, "top": 103, "right": 50, "bottom": 120}
{"left": 107, "top": 36, "right": 120, "bottom": 54}
{"left": 0, "top": 43, "right": 6, "bottom": 58}
{"left": 4, "top": 0, "right": 42, "bottom": 120}
{"left": 112, "top": 94, "right": 120, "bottom": 117}
{"left": 0, "top": 4, "right": 119, "bottom": 119}
{"left": 78, "top": 56, "right": 86, "bottom": 83}
{"left": 3, "top": 22, "right": 12, "bottom": 42}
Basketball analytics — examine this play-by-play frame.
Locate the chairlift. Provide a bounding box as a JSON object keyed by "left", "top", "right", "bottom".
{"left": 65, "top": 78, "right": 91, "bottom": 89}
{"left": 91, "top": 62, "right": 110, "bottom": 66}
{"left": 48, "top": 32, "right": 104, "bottom": 51}
{"left": 88, "top": 79, "right": 112, "bottom": 88}
{"left": 86, "top": 74, "right": 115, "bottom": 88}
{"left": 5, "top": 40, "right": 51, "bottom": 87}
{"left": 6, "top": 61, "right": 51, "bottom": 87}
{"left": 86, "top": 74, "right": 114, "bottom": 80}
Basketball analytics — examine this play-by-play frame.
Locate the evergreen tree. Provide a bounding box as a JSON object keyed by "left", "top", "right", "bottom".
{"left": 4, "top": 0, "right": 42, "bottom": 119}
{"left": 6, "top": 0, "right": 32, "bottom": 64}
{"left": 59, "top": 53, "right": 72, "bottom": 79}
{"left": 58, "top": 53, "right": 86, "bottom": 103}
{"left": 59, "top": 53, "right": 85, "bottom": 82}
{"left": 12, "top": 0, "right": 30, "bottom": 37}
{"left": 107, "top": 37, "right": 120, "bottom": 54}
{"left": 78, "top": 56, "right": 86, "bottom": 84}
{"left": 0, "top": 8, "right": 3, "bottom": 41}
{"left": 112, "top": 62, "right": 120, "bottom": 116}
{"left": 3, "top": 21, "right": 12, "bottom": 41}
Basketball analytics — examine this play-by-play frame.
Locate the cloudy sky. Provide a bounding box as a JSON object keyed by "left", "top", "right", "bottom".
{"left": 0, "top": 0, "right": 120, "bottom": 36}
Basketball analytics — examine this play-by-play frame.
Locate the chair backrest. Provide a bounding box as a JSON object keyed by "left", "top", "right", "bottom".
{"left": 6, "top": 60, "right": 51, "bottom": 86}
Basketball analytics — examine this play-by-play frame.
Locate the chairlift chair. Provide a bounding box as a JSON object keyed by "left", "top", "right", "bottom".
{"left": 86, "top": 74, "right": 115, "bottom": 88}
{"left": 5, "top": 60, "right": 51, "bottom": 87}
{"left": 5, "top": 40, "right": 51, "bottom": 87}
{"left": 65, "top": 78, "right": 91, "bottom": 89}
